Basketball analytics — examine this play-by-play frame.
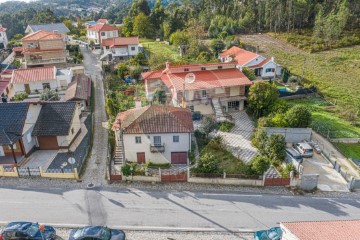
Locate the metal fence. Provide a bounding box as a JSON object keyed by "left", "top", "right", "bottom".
{"left": 46, "top": 168, "right": 74, "bottom": 174}
{"left": 3, "top": 167, "right": 15, "bottom": 173}
{"left": 17, "top": 167, "right": 41, "bottom": 177}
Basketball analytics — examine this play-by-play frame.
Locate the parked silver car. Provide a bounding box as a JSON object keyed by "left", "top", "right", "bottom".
{"left": 294, "top": 142, "right": 313, "bottom": 158}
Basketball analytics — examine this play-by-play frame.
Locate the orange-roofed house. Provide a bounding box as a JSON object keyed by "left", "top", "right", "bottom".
{"left": 21, "top": 30, "right": 67, "bottom": 68}
{"left": 100, "top": 37, "right": 141, "bottom": 61}
{"left": 219, "top": 46, "right": 282, "bottom": 79}
{"left": 142, "top": 62, "right": 252, "bottom": 115}
{"left": 86, "top": 23, "right": 119, "bottom": 45}
{"left": 280, "top": 220, "right": 360, "bottom": 240}
{"left": 0, "top": 24, "right": 8, "bottom": 49}
{"left": 97, "top": 19, "right": 109, "bottom": 24}
{"left": 112, "top": 104, "right": 193, "bottom": 165}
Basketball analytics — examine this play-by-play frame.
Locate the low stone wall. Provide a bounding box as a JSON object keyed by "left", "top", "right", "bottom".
{"left": 123, "top": 175, "right": 161, "bottom": 182}
{"left": 331, "top": 138, "right": 360, "bottom": 144}
{"left": 299, "top": 174, "right": 319, "bottom": 191}
{"left": 265, "top": 127, "right": 312, "bottom": 143}
{"left": 188, "top": 177, "right": 264, "bottom": 186}
{"left": 39, "top": 167, "right": 79, "bottom": 179}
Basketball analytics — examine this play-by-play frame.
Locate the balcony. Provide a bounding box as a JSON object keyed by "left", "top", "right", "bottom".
{"left": 150, "top": 144, "right": 165, "bottom": 153}
{"left": 26, "top": 57, "right": 67, "bottom": 66}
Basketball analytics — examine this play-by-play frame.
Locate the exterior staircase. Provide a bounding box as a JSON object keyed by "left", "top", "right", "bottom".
{"left": 114, "top": 135, "right": 124, "bottom": 165}
{"left": 211, "top": 98, "right": 227, "bottom": 122}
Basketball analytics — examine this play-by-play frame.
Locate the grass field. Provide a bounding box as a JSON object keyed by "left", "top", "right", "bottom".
{"left": 140, "top": 39, "right": 179, "bottom": 60}
{"left": 288, "top": 97, "right": 360, "bottom": 138}
{"left": 334, "top": 143, "right": 360, "bottom": 160}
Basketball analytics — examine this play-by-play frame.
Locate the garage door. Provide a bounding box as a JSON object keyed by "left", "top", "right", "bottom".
{"left": 37, "top": 136, "right": 59, "bottom": 150}
{"left": 171, "top": 152, "right": 188, "bottom": 164}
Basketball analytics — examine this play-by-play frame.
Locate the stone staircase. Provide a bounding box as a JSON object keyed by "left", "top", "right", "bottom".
{"left": 114, "top": 135, "right": 124, "bottom": 165}
{"left": 211, "top": 98, "right": 227, "bottom": 122}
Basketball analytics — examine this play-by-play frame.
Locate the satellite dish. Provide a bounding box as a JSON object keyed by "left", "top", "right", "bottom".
{"left": 228, "top": 57, "right": 233, "bottom": 62}
{"left": 185, "top": 73, "right": 196, "bottom": 84}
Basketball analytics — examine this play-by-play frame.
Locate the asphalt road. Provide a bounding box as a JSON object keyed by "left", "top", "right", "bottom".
{"left": 0, "top": 186, "right": 359, "bottom": 232}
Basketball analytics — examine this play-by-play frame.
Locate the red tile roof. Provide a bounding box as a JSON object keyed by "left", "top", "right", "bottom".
{"left": 248, "top": 59, "right": 270, "bottom": 69}
{"left": 22, "top": 30, "right": 63, "bottom": 41}
{"left": 97, "top": 19, "right": 108, "bottom": 24}
{"left": 87, "top": 23, "right": 118, "bottom": 32}
{"left": 220, "top": 46, "right": 259, "bottom": 66}
{"left": 112, "top": 105, "right": 193, "bottom": 134}
{"left": 64, "top": 75, "right": 91, "bottom": 101}
{"left": 12, "top": 47, "right": 23, "bottom": 52}
{"left": 143, "top": 62, "right": 252, "bottom": 92}
{"left": 101, "top": 37, "right": 139, "bottom": 47}
{"left": 12, "top": 66, "right": 56, "bottom": 84}
{"left": 0, "top": 78, "right": 10, "bottom": 94}
{"left": 0, "top": 26, "right": 7, "bottom": 32}
{"left": 281, "top": 220, "right": 360, "bottom": 240}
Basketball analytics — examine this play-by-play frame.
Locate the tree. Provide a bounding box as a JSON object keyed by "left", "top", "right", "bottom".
{"left": 129, "top": 0, "right": 151, "bottom": 17}
{"left": 196, "top": 51, "right": 213, "bottom": 63}
{"left": 132, "top": 13, "right": 153, "bottom": 38}
{"left": 242, "top": 67, "right": 256, "bottom": 81}
{"left": 266, "top": 134, "right": 286, "bottom": 164}
{"left": 271, "top": 113, "right": 288, "bottom": 127}
{"left": 197, "top": 153, "right": 219, "bottom": 173}
{"left": 40, "top": 89, "right": 60, "bottom": 101}
{"left": 150, "top": 0, "right": 165, "bottom": 31}
{"left": 210, "top": 39, "right": 225, "bottom": 57}
{"left": 153, "top": 89, "right": 166, "bottom": 104}
{"left": 281, "top": 67, "right": 290, "bottom": 83}
{"left": 250, "top": 155, "right": 270, "bottom": 175}
{"left": 285, "top": 105, "right": 312, "bottom": 128}
{"left": 251, "top": 129, "right": 268, "bottom": 156}
{"left": 248, "top": 82, "right": 279, "bottom": 118}
{"left": 117, "top": 64, "right": 130, "bottom": 79}
{"left": 169, "top": 30, "right": 189, "bottom": 46}
{"left": 130, "top": 65, "right": 143, "bottom": 80}
{"left": 122, "top": 16, "right": 134, "bottom": 37}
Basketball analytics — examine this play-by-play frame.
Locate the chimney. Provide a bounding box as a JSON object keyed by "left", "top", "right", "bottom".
{"left": 165, "top": 61, "right": 170, "bottom": 69}
{"left": 256, "top": 46, "right": 259, "bottom": 54}
{"left": 271, "top": 57, "right": 274, "bottom": 62}
{"left": 134, "top": 97, "right": 142, "bottom": 108}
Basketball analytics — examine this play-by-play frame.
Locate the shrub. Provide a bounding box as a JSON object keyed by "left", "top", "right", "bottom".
{"left": 249, "top": 155, "right": 270, "bottom": 175}
{"left": 289, "top": 75, "right": 299, "bottom": 83}
{"left": 121, "top": 163, "right": 137, "bottom": 177}
{"left": 196, "top": 153, "right": 220, "bottom": 173}
{"left": 266, "top": 134, "right": 286, "bottom": 163}
{"left": 242, "top": 67, "right": 256, "bottom": 81}
{"left": 285, "top": 105, "right": 312, "bottom": 128}
{"left": 202, "top": 116, "right": 219, "bottom": 135}
{"left": 13, "top": 93, "right": 28, "bottom": 101}
{"left": 207, "top": 136, "right": 224, "bottom": 150}
{"left": 40, "top": 89, "right": 60, "bottom": 101}
{"left": 251, "top": 129, "right": 268, "bottom": 155}
{"left": 147, "top": 161, "right": 171, "bottom": 169}
{"left": 219, "top": 121, "right": 235, "bottom": 132}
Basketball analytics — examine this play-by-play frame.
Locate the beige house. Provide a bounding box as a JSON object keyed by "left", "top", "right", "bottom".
{"left": 21, "top": 30, "right": 67, "bottom": 68}
{"left": 112, "top": 105, "right": 193, "bottom": 165}
{"left": 86, "top": 23, "right": 118, "bottom": 45}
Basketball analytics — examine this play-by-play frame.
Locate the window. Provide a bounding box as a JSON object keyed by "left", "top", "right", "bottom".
{"left": 265, "top": 68, "right": 275, "bottom": 73}
{"left": 135, "top": 136, "right": 141, "bottom": 144}
{"left": 184, "top": 68, "right": 189, "bottom": 72}
{"left": 101, "top": 32, "right": 105, "bottom": 36}
{"left": 201, "top": 90, "right": 207, "bottom": 98}
{"left": 173, "top": 136, "right": 179, "bottom": 143}
{"left": 42, "top": 83, "right": 50, "bottom": 89}
{"left": 154, "top": 136, "right": 161, "bottom": 146}
{"left": 27, "top": 133, "right": 32, "bottom": 143}
{"left": 228, "top": 101, "right": 240, "bottom": 110}
{"left": 131, "top": 47, "right": 135, "bottom": 51}
{"left": 218, "top": 66, "right": 223, "bottom": 69}
{"left": 201, "top": 67, "right": 206, "bottom": 71}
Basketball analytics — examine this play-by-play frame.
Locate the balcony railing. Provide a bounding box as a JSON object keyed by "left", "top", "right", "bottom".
{"left": 150, "top": 144, "right": 165, "bottom": 153}
{"left": 26, "top": 57, "right": 67, "bottom": 65}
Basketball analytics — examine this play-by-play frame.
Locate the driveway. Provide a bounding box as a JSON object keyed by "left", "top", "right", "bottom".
{"left": 217, "top": 111, "right": 258, "bottom": 164}
{"left": 302, "top": 152, "right": 349, "bottom": 192}
{"left": 21, "top": 150, "right": 58, "bottom": 170}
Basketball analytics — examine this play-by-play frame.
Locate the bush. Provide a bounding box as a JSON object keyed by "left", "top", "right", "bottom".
{"left": 121, "top": 163, "right": 137, "bottom": 177}
{"left": 289, "top": 75, "right": 299, "bottom": 83}
{"left": 285, "top": 105, "right": 312, "bottom": 128}
{"left": 40, "top": 89, "right": 60, "bottom": 101}
{"left": 196, "top": 153, "right": 220, "bottom": 173}
{"left": 251, "top": 129, "right": 268, "bottom": 155}
{"left": 242, "top": 67, "right": 256, "bottom": 81}
{"left": 266, "top": 134, "right": 286, "bottom": 163}
{"left": 202, "top": 116, "right": 219, "bottom": 135}
{"left": 147, "top": 161, "right": 171, "bottom": 169}
{"left": 207, "top": 136, "right": 224, "bottom": 150}
{"left": 219, "top": 121, "right": 235, "bottom": 132}
{"left": 249, "top": 155, "right": 270, "bottom": 175}
{"left": 13, "top": 93, "right": 28, "bottom": 101}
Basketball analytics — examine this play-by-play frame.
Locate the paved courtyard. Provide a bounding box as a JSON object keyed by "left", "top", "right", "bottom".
{"left": 217, "top": 111, "right": 258, "bottom": 164}
{"left": 21, "top": 150, "right": 58, "bottom": 170}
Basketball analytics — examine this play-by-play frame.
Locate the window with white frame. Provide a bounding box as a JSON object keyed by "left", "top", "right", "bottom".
{"left": 135, "top": 136, "right": 141, "bottom": 144}
{"left": 154, "top": 136, "right": 161, "bottom": 146}
{"left": 173, "top": 136, "right": 179, "bottom": 143}
{"left": 201, "top": 90, "right": 207, "bottom": 98}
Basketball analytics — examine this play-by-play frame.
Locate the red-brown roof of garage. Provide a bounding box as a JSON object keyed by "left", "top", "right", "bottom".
{"left": 11, "top": 66, "right": 56, "bottom": 84}
{"left": 112, "top": 105, "right": 193, "bottom": 134}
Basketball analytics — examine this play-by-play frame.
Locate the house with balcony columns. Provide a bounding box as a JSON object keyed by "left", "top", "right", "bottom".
{"left": 21, "top": 30, "right": 67, "bottom": 68}
{"left": 142, "top": 62, "right": 253, "bottom": 119}
{"left": 112, "top": 105, "right": 193, "bottom": 165}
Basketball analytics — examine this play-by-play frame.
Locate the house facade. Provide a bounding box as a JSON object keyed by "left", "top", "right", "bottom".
{"left": 219, "top": 46, "right": 282, "bottom": 79}
{"left": 25, "top": 23, "right": 70, "bottom": 42}
{"left": 112, "top": 105, "right": 193, "bottom": 165}
{"left": 142, "top": 62, "right": 253, "bottom": 115}
{"left": 86, "top": 23, "right": 118, "bottom": 45}
{"left": 0, "top": 25, "right": 8, "bottom": 49}
{"left": 21, "top": 30, "right": 68, "bottom": 67}
{"left": 100, "top": 37, "right": 141, "bottom": 61}
{"left": 9, "top": 66, "right": 73, "bottom": 98}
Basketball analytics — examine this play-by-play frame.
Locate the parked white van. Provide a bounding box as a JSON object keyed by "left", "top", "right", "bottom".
{"left": 295, "top": 142, "right": 313, "bottom": 158}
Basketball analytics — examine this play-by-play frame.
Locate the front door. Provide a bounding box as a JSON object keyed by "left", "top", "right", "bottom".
{"left": 137, "top": 152, "right": 145, "bottom": 164}
{"left": 24, "top": 84, "right": 30, "bottom": 94}
{"left": 0, "top": 146, "right": 4, "bottom": 156}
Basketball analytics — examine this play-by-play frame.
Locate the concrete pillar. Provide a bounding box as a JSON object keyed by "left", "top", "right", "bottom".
{"left": 239, "top": 100, "right": 245, "bottom": 111}
{"left": 74, "top": 168, "right": 80, "bottom": 180}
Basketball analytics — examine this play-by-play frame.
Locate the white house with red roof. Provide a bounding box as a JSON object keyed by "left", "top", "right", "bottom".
{"left": 0, "top": 24, "right": 8, "bottom": 49}
{"left": 86, "top": 23, "right": 119, "bottom": 45}
{"left": 219, "top": 46, "right": 282, "bottom": 79}
{"left": 142, "top": 62, "right": 252, "bottom": 115}
{"left": 9, "top": 66, "right": 73, "bottom": 98}
{"left": 112, "top": 105, "right": 193, "bottom": 165}
{"left": 100, "top": 37, "right": 141, "bottom": 61}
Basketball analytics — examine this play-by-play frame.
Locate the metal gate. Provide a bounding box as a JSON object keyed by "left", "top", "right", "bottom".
{"left": 17, "top": 167, "right": 41, "bottom": 177}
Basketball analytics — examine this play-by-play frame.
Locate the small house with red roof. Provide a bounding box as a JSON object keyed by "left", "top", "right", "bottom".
{"left": 0, "top": 24, "right": 8, "bottom": 49}
{"left": 142, "top": 62, "right": 252, "bottom": 115}
{"left": 219, "top": 46, "right": 282, "bottom": 79}
{"left": 86, "top": 23, "right": 119, "bottom": 45}
{"left": 112, "top": 105, "right": 193, "bottom": 165}
{"left": 21, "top": 30, "right": 67, "bottom": 68}
{"left": 97, "top": 19, "right": 109, "bottom": 24}
{"left": 100, "top": 37, "right": 141, "bottom": 61}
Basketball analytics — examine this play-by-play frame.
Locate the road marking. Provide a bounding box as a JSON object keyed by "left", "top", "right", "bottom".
{"left": 203, "top": 193, "right": 262, "bottom": 197}
{"left": 281, "top": 196, "right": 294, "bottom": 198}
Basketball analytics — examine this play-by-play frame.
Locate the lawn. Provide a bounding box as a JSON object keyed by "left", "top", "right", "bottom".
{"left": 140, "top": 39, "right": 179, "bottom": 60}
{"left": 288, "top": 97, "right": 360, "bottom": 138}
{"left": 334, "top": 143, "right": 360, "bottom": 160}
